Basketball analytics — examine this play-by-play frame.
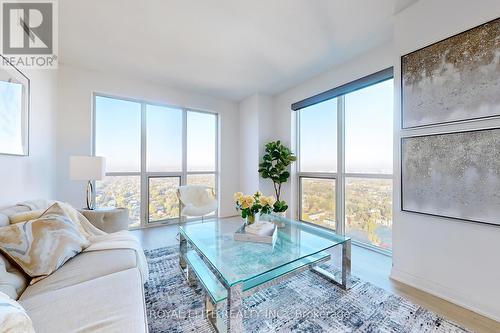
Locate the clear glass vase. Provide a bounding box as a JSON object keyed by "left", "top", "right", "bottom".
{"left": 246, "top": 213, "right": 260, "bottom": 225}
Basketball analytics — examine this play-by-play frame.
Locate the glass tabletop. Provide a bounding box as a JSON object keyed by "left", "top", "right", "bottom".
{"left": 179, "top": 215, "right": 350, "bottom": 287}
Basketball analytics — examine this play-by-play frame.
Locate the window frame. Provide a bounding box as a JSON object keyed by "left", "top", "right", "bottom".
{"left": 92, "top": 93, "right": 219, "bottom": 229}
{"left": 296, "top": 71, "right": 393, "bottom": 255}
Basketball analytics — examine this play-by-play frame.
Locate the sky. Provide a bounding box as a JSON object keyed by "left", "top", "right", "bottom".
{"left": 300, "top": 79, "right": 394, "bottom": 174}
{"left": 96, "top": 78, "right": 392, "bottom": 174}
{"left": 95, "top": 96, "right": 216, "bottom": 172}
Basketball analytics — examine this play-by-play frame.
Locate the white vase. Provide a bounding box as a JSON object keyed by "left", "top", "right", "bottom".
{"left": 276, "top": 211, "right": 286, "bottom": 218}
{"left": 270, "top": 211, "right": 286, "bottom": 228}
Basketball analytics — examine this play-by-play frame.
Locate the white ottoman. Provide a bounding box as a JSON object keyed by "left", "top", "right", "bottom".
{"left": 79, "top": 208, "right": 129, "bottom": 232}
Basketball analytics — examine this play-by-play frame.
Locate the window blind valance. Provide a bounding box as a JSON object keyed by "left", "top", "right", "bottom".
{"left": 291, "top": 67, "right": 393, "bottom": 111}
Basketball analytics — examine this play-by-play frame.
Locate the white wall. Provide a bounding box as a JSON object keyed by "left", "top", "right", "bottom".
{"left": 391, "top": 0, "right": 500, "bottom": 321}
{"left": 257, "top": 94, "right": 275, "bottom": 196}
{"left": 56, "top": 65, "right": 239, "bottom": 217}
{"left": 238, "top": 93, "right": 275, "bottom": 196}
{"left": 0, "top": 69, "right": 58, "bottom": 207}
{"left": 238, "top": 95, "right": 260, "bottom": 194}
{"left": 272, "top": 43, "right": 394, "bottom": 216}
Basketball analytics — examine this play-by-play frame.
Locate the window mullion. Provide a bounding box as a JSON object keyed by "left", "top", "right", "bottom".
{"left": 295, "top": 110, "right": 301, "bottom": 220}
{"left": 336, "top": 96, "right": 346, "bottom": 235}
{"left": 180, "top": 109, "right": 188, "bottom": 223}
{"left": 140, "top": 102, "right": 147, "bottom": 227}
{"left": 345, "top": 173, "right": 393, "bottom": 179}
{"left": 214, "top": 114, "right": 219, "bottom": 217}
{"left": 182, "top": 109, "right": 187, "bottom": 185}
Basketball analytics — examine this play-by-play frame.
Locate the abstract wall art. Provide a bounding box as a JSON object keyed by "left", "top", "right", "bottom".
{"left": 401, "top": 128, "right": 500, "bottom": 226}
{"left": 401, "top": 17, "right": 500, "bottom": 128}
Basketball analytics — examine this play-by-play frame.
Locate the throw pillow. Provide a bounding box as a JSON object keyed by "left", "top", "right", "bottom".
{"left": 0, "top": 203, "right": 90, "bottom": 284}
{"left": 0, "top": 291, "right": 35, "bottom": 333}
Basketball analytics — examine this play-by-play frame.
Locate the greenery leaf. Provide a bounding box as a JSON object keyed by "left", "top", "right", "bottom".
{"left": 257, "top": 140, "right": 296, "bottom": 205}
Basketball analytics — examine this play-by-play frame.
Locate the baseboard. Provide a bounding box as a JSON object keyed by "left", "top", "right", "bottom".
{"left": 390, "top": 268, "right": 500, "bottom": 323}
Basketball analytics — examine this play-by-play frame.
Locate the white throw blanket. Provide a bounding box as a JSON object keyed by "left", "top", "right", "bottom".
{"left": 84, "top": 231, "right": 150, "bottom": 282}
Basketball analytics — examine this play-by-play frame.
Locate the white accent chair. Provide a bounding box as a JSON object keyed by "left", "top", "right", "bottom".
{"left": 177, "top": 185, "right": 218, "bottom": 221}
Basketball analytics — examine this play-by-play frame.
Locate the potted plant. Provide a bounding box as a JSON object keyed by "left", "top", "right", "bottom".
{"left": 234, "top": 191, "right": 275, "bottom": 225}
{"left": 258, "top": 141, "right": 296, "bottom": 216}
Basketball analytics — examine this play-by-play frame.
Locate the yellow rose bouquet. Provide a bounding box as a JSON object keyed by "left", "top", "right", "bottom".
{"left": 234, "top": 191, "right": 276, "bottom": 224}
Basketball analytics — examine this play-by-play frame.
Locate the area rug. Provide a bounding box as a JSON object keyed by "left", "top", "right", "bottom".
{"left": 144, "top": 247, "right": 470, "bottom": 333}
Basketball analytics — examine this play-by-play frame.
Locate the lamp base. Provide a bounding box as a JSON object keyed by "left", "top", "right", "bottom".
{"left": 86, "top": 180, "right": 95, "bottom": 210}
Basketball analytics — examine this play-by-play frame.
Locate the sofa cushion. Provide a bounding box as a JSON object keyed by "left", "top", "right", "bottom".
{"left": 0, "top": 203, "right": 90, "bottom": 284}
{"left": 0, "top": 254, "right": 27, "bottom": 300}
{"left": 0, "top": 291, "right": 35, "bottom": 333}
{"left": 20, "top": 268, "right": 147, "bottom": 333}
{"left": 85, "top": 230, "right": 150, "bottom": 282}
{"left": 20, "top": 249, "right": 137, "bottom": 300}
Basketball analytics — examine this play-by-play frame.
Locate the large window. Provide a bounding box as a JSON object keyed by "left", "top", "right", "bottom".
{"left": 344, "top": 79, "right": 393, "bottom": 250}
{"left": 297, "top": 72, "right": 393, "bottom": 251}
{"left": 298, "top": 98, "right": 338, "bottom": 230}
{"left": 94, "top": 95, "right": 218, "bottom": 228}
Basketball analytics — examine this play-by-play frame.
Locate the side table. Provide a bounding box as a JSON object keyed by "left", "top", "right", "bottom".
{"left": 79, "top": 208, "right": 129, "bottom": 233}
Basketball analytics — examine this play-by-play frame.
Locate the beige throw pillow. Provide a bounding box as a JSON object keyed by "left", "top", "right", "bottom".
{"left": 0, "top": 291, "right": 35, "bottom": 333}
{"left": 0, "top": 203, "right": 90, "bottom": 284}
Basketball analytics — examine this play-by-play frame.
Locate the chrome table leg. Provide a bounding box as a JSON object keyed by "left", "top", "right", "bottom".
{"left": 311, "top": 240, "right": 351, "bottom": 290}
{"left": 227, "top": 283, "right": 243, "bottom": 333}
{"left": 205, "top": 294, "right": 226, "bottom": 332}
{"left": 179, "top": 232, "right": 187, "bottom": 270}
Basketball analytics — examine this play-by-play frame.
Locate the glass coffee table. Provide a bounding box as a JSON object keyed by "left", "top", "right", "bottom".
{"left": 178, "top": 216, "right": 351, "bottom": 333}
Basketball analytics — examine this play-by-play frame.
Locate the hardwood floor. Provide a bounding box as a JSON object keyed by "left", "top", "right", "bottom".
{"left": 132, "top": 221, "right": 500, "bottom": 333}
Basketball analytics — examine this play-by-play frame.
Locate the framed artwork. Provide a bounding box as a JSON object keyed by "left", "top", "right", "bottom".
{"left": 401, "top": 17, "right": 500, "bottom": 129}
{"left": 401, "top": 128, "right": 500, "bottom": 226}
{"left": 0, "top": 55, "right": 30, "bottom": 156}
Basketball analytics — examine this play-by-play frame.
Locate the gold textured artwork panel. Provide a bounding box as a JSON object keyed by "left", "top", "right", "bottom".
{"left": 401, "top": 128, "right": 500, "bottom": 225}
{"left": 402, "top": 18, "right": 500, "bottom": 128}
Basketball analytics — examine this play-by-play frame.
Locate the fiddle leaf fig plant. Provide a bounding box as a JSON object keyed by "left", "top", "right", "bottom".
{"left": 258, "top": 140, "right": 296, "bottom": 213}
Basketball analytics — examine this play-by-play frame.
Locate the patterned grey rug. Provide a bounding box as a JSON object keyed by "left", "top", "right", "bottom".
{"left": 144, "top": 247, "right": 470, "bottom": 333}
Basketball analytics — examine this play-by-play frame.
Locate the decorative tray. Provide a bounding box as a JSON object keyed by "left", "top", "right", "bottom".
{"left": 234, "top": 222, "right": 278, "bottom": 245}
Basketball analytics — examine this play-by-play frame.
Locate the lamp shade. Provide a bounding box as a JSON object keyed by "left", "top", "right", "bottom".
{"left": 70, "top": 156, "right": 106, "bottom": 181}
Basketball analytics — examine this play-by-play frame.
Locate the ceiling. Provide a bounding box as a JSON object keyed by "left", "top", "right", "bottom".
{"left": 59, "top": 0, "right": 418, "bottom": 101}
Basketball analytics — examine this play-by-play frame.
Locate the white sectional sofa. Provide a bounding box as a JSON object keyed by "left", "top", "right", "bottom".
{"left": 0, "top": 200, "right": 149, "bottom": 333}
